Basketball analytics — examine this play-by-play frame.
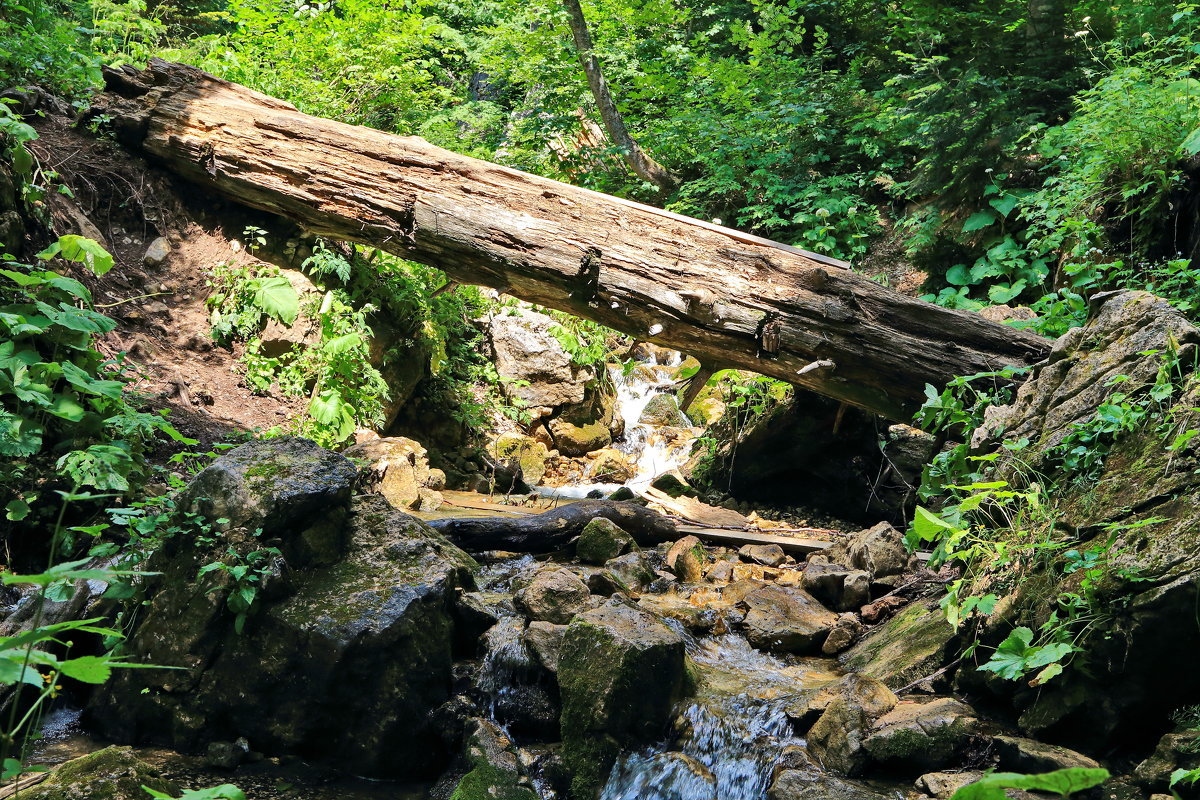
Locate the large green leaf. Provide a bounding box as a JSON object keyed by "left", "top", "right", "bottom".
{"left": 46, "top": 392, "right": 87, "bottom": 422}
{"left": 951, "top": 768, "right": 1110, "bottom": 799}
{"left": 1183, "top": 126, "right": 1200, "bottom": 156}
{"left": 980, "top": 626, "right": 1034, "bottom": 680}
{"left": 57, "top": 655, "right": 112, "bottom": 684}
{"left": 962, "top": 211, "right": 997, "bottom": 233}
{"left": 36, "top": 235, "right": 115, "bottom": 276}
{"left": 322, "top": 332, "right": 362, "bottom": 355}
{"left": 62, "top": 361, "right": 125, "bottom": 400}
{"left": 250, "top": 276, "right": 299, "bottom": 326}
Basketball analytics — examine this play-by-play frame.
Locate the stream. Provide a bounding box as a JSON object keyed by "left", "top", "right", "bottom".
{"left": 535, "top": 351, "right": 699, "bottom": 499}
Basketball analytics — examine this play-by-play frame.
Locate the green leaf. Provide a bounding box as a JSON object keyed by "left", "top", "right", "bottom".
{"left": 37, "top": 236, "right": 114, "bottom": 276}
{"left": 987, "top": 279, "right": 1026, "bottom": 304}
{"left": 5, "top": 499, "right": 30, "bottom": 521}
{"left": 945, "top": 264, "right": 972, "bottom": 286}
{"left": 911, "top": 506, "right": 957, "bottom": 542}
{"left": 250, "top": 276, "right": 299, "bottom": 325}
{"left": 308, "top": 389, "right": 345, "bottom": 426}
{"left": 62, "top": 361, "right": 125, "bottom": 400}
{"left": 322, "top": 332, "right": 362, "bottom": 355}
{"left": 952, "top": 768, "right": 1109, "bottom": 800}
{"left": 980, "top": 626, "right": 1034, "bottom": 680}
{"left": 46, "top": 392, "right": 87, "bottom": 422}
{"left": 1008, "top": 767, "right": 1110, "bottom": 795}
{"left": 962, "top": 211, "right": 997, "bottom": 233}
{"left": 57, "top": 654, "right": 113, "bottom": 684}
{"left": 1183, "top": 127, "right": 1200, "bottom": 156}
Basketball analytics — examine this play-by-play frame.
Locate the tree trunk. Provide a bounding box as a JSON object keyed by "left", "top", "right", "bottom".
{"left": 94, "top": 60, "right": 1051, "bottom": 422}
{"left": 560, "top": 0, "right": 680, "bottom": 197}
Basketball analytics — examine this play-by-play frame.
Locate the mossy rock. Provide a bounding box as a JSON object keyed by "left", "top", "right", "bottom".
{"left": 576, "top": 518, "right": 637, "bottom": 565}
{"left": 863, "top": 698, "right": 979, "bottom": 771}
{"left": 638, "top": 394, "right": 691, "bottom": 428}
{"left": 558, "top": 600, "right": 686, "bottom": 799}
{"left": 493, "top": 433, "right": 551, "bottom": 486}
{"left": 549, "top": 419, "right": 612, "bottom": 457}
{"left": 450, "top": 763, "right": 538, "bottom": 800}
{"left": 19, "top": 746, "right": 179, "bottom": 800}
{"left": 88, "top": 489, "right": 478, "bottom": 779}
{"left": 840, "top": 599, "right": 955, "bottom": 690}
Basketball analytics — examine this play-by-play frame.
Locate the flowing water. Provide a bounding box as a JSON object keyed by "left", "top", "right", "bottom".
{"left": 536, "top": 350, "right": 699, "bottom": 499}
{"left": 601, "top": 630, "right": 841, "bottom": 800}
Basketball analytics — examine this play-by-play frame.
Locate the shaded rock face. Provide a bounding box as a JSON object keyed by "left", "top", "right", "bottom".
{"left": 558, "top": 599, "right": 687, "bottom": 799}
{"left": 690, "top": 392, "right": 921, "bottom": 525}
{"left": 87, "top": 438, "right": 478, "bottom": 779}
{"left": 489, "top": 309, "right": 593, "bottom": 408}
{"left": 175, "top": 436, "right": 357, "bottom": 538}
{"left": 971, "top": 292, "right": 1200, "bottom": 749}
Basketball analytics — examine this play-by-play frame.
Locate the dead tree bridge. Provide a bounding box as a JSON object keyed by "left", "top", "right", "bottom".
{"left": 96, "top": 59, "right": 1050, "bottom": 421}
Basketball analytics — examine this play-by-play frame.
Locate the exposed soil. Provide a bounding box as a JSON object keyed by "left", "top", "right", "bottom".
{"left": 27, "top": 112, "right": 310, "bottom": 457}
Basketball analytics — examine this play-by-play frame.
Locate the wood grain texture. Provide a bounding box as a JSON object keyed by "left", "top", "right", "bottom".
{"left": 96, "top": 59, "right": 1051, "bottom": 420}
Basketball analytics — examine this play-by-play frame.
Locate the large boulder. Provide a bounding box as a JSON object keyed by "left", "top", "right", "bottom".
{"left": 804, "top": 675, "right": 899, "bottom": 776}
{"left": 16, "top": 747, "right": 179, "bottom": 800}
{"left": 768, "top": 769, "right": 891, "bottom": 800}
{"left": 639, "top": 393, "right": 692, "bottom": 428}
{"left": 516, "top": 565, "right": 592, "bottom": 624}
{"left": 969, "top": 292, "right": 1200, "bottom": 750}
{"left": 492, "top": 432, "right": 552, "bottom": 486}
{"left": 174, "top": 435, "right": 357, "bottom": 537}
{"left": 87, "top": 438, "right": 478, "bottom": 779}
{"left": 863, "top": 697, "right": 980, "bottom": 772}
{"left": 549, "top": 382, "right": 622, "bottom": 456}
{"left": 558, "top": 600, "right": 687, "bottom": 799}
{"left": 489, "top": 308, "right": 593, "bottom": 408}
{"left": 840, "top": 598, "right": 956, "bottom": 691}
{"left": 801, "top": 561, "right": 870, "bottom": 612}
{"left": 576, "top": 517, "right": 637, "bottom": 565}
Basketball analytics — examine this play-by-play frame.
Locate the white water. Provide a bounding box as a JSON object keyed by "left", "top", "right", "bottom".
{"left": 600, "top": 631, "right": 837, "bottom": 800}
{"left": 535, "top": 350, "right": 698, "bottom": 499}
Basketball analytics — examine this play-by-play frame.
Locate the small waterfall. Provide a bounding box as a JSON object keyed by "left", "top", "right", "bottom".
{"left": 536, "top": 349, "right": 698, "bottom": 498}
{"left": 477, "top": 615, "right": 538, "bottom": 719}
{"left": 600, "top": 632, "right": 837, "bottom": 800}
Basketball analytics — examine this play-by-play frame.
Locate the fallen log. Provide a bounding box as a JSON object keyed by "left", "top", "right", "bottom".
{"left": 94, "top": 59, "right": 1051, "bottom": 421}
{"left": 428, "top": 500, "right": 677, "bottom": 552}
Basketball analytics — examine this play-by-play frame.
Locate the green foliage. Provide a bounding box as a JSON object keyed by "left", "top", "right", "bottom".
{"left": 548, "top": 311, "right": 624, "bottom": 367}
{"left": 950, "top": 767, "right": 1110, "bottom": 799}
{"left": 198, "top": 542, "right": 281, "bottom": 634}
{"left": 1, "top": 236, "right": 192, "bottom": 500}
{"left": 206, "top": 260, "right": 299, "bottom": 346}
{"left": 0, "top": 0, "right": 103, "bottom": 97}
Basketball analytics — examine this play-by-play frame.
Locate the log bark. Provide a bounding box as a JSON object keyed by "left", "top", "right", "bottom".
{"left": 428, "top": 500, "right": 677, "bottom": 551}
{"left": 94, "top": 60, "right": 1051, "bottom": 421}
